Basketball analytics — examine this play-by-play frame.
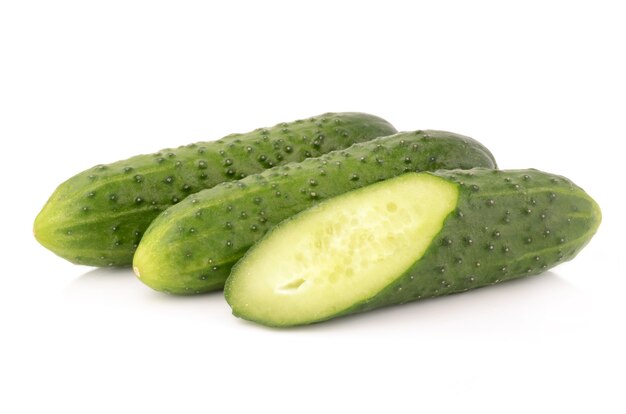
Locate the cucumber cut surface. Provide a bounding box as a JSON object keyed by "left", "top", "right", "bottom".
{"left": 227, "top": 174, "right": 458, "bottom": 326}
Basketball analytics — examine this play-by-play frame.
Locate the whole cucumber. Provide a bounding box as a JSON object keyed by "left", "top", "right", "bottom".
{"left": 225, "top": 169, "right": 602, "bottom": 327}
{"left": 34, "top": 112, "right": 396, "bottom": 266}
{"left": 133, "top": 130, "right": 497, "bottom": 294}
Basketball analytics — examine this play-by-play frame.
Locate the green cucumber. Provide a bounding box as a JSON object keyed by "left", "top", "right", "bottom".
{"left": 225, "top": 169, "right": 601, "bottom": 327}
{"left": 133, "top": 130, "right": 497, "bottom": 294}
{"left": 34, "top": 112, "right": 396, "bottom": 266}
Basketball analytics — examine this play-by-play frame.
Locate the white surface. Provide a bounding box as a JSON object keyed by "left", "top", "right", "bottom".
{"left": 1, "top": 1, "right": 624, "bottom": 413}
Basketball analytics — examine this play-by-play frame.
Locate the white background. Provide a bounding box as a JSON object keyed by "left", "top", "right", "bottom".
{"left": 1, "top": 1, "right": 624, "bottom": 413}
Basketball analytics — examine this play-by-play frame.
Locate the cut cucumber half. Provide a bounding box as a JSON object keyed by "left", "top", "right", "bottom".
{"left": 225, "top": 169, "right": 601, "bottom": 327}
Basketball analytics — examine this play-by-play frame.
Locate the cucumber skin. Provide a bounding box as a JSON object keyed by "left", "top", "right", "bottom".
{"left": 134, "top": 130, "right": 498, "bottom": 294}
{"left": 227, "top": 168, "right": 601, "bottom": 327}
{"left": 34, "top": 112, "right": 396, "bottom": 266}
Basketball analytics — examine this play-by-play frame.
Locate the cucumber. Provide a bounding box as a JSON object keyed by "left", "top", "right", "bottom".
{"left": 133, "top": 130, "right": 497, "bottom": 294}
{"left": 33, "top": 112, "right": 396, "bottom": 266}
{"left": 225, "top": 169, "right": 601, "bottom": 327}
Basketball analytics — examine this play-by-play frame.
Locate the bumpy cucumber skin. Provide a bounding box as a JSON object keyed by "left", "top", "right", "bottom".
{"left": 134, "top": 130, "right": 498, "bottom": 294}
{"left": 34, "top": 113, "right": 396, "bottom": 266}
{"left": 227, "top": 168, "right": 601, "bottom": 327}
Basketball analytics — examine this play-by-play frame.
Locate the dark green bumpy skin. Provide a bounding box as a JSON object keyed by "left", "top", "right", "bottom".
{"left": 133, "top": 130, "right": 497, "bottom": 294}
{"left": 34, "top": 113, "right": 396, "bottom": 266}
{"left": 337, "top": 168, "right": 601, "bottom": 323}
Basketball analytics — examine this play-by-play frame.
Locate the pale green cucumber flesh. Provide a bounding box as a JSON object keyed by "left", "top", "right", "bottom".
{"left": 226, "top": 174, "right": 458, "bottom": 326}
{"left": 133, "top": 130, "right": 497, "bottom": 294}
{"left": 225, "top": 169, "right": 601, "bottom": 327}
